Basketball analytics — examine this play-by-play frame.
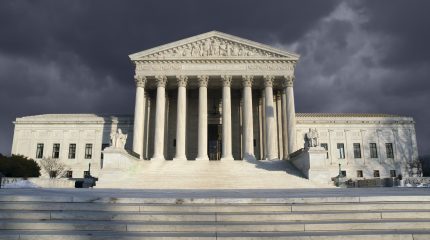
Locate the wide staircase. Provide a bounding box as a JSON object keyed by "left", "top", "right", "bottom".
{"left": 96, "top": 159, "right": 328, "bottom": 189}
{"left": 1, "top": 193, "right": 430, "bottom": 239}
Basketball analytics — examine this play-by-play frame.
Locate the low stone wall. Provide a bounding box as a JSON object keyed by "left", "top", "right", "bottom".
{"left": 0, "top": 177, "right": 75, "bottom": 188}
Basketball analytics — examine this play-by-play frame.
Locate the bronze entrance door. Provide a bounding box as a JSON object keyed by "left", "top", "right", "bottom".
{"left": 208, "top": 124, "right": 222, "bottom": 160}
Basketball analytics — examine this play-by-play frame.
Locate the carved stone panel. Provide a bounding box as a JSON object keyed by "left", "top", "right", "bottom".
{"left": 140, "top": 37, "right": 285, "bottom": 59}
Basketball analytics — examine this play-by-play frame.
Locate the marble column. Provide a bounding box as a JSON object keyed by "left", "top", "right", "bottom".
{"left": 221, "top": 75, "right": 234, "bottom": 161}
{"left": 196, "top": 75, "right": 209, "bottom": 160}
{"left": 281, "top": 86, "right": 289, "bottom": 159}
{"left": 174, "top": 76, "right": 188, "bottom": 160}
{"left": 132, "top": 75, "right": 146, "bottom": 159}
{"left": 242, "top": 75, "right": 255, "bottom": 160}
{"left": 285, "top": 75, "right": 296, "bottom": 155}
{"left": 263, "top": 76, "right": 278, "bottom": 160}
{"left": 151, "top": 75, "right": 167, "bottom": 161}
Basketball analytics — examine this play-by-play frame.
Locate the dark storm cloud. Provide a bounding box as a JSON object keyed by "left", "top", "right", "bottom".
{"left": 0, "top": 0, "right": 339, "bottom": 154}
{"left": 287, "top": 1, "right": 430, "bottom": 156}
{"left": 0, "top": 0, "right": 339, "bottom": 84}
{"left": 0, "top": 0, "right": 429, "bottom": 157}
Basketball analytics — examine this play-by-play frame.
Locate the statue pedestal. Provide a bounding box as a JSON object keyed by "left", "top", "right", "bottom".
{"left": 290, "top": 147, "right": 331, "bottom": 184}
{"left": 102, "top": 147, "right": 140, "bottom": 170}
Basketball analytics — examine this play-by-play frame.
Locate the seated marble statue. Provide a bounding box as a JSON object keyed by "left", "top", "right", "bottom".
{"left": 305, "top": 128, "right": 319, "bottom": 148}
{"left": 110, "top": 129, "right": 127, "bottom": 149}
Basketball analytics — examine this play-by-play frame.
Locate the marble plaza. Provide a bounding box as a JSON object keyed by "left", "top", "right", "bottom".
{"left": 11, "top": 31, "right": 420, "bottom": 188}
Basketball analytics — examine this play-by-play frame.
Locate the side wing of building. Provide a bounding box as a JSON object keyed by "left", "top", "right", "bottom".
{"left": 295, "top": 113, "right": 419, "bottom": 179}
{"left": 11, "top": 114, "right": 134, "bottom": 178}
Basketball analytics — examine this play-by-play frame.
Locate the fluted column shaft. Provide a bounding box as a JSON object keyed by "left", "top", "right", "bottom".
{"left": 132, "top": 75, "right": 146, "bottom": 159}
{"left": 221, "top": 75, "right": 234, "bottom": 160}
{"left": 281, "top": 88, "right": 289, "bottom": 159}
{"left": 196, "top": 76, "right": 209, "bottom": 160}
{"left": 285, "top": 76, "right": 296, "bottom": 155}
{"left": 174, "top": 76, "right": 188, "bottom": 160}
{"left": 151, "top": 76, "right": 167, "bottom": 160}
{"left": 242, "top": 75, "right": 255, "bottom": 160}
{"left": 264, "top": 76, "right": 278, "bottom": 160}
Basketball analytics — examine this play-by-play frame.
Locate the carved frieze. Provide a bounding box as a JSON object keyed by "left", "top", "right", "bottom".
{"left": 135, "top": 62, "right": 295, "bottom": 76}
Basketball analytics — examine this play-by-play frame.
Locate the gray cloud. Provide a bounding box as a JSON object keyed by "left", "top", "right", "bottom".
{"left": 1, "top": 0, "right": 429, "bottom": 157}
{"left": 279, "top": 1, "right": 430, "bottom": 156}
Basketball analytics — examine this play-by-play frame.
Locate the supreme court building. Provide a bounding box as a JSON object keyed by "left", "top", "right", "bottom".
{"left": 11, "top": 31, "right": 420, "bottom": 187}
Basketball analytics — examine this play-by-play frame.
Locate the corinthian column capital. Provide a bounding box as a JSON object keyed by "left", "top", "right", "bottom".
{"left": 155, "top": 75, "right": 167, "bottom": 88}
{"left": 176, "top": 75, "right": 188, "bottom": 88}
{"left": 134, "top": 75, "right": 147, "bottom": 88}
{"left": 221, "top": 75, "right": 232, "bottom": 87}
{"left": 263, "top": 75, "right": 275, "bottom": 88}
{"left": 197, "top": 75, "right": 209, "bottom": 87}
{"left": 242, "top": 75, "right": 254, "bottom": 87}
{"left": 282, "top": 75, "right": 295, "bottom": 88}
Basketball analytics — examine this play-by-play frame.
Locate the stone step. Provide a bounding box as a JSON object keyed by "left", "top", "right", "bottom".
{"left": 2, "top": 219, "right": 430, "bottom": 232}
{"left": 3, "top": 209, "right": 430, "bottom": 222}
{"left": 1, "top": 201, "right": 430, "bottom": 212}
{"left": 3, "top": 194, "right": 430, "bottom": 204}
{"left": 2, "top": 230, "right": 430, "bottom": 240}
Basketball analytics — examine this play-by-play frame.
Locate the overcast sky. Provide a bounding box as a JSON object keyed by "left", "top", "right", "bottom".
{"left": 1, "top": 0, "right": 429, "bottom": 156}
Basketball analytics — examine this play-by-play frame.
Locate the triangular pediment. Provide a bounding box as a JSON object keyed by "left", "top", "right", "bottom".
{"left": 129, "top": 31, "right": 299, "bottom": 61}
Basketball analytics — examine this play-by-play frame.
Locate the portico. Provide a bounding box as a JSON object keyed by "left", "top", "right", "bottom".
{"left": 129, "top": 32, "right": 299, "bottom": 161}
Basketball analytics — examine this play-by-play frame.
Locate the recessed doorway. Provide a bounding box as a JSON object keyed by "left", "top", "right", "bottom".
{"left": 208, "top": 124, "right": 222, "bottom": 160}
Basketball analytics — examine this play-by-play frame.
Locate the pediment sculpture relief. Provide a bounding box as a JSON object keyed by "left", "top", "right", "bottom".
{"left": 144, "top": 37, "right": 283, "bottom": 59}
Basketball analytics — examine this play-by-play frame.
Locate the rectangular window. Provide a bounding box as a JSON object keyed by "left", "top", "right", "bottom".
{"left": 370, "top": 143, "right": 378, "bottom": 158}
{"left": 101, "top": 143, "right": 109, "bottom": 160}
{"left": 357, "top": 170, "right": 363, "bottom": 178}
{"left": 337, "top": 143, "right": 345, "bottom": 159}
{"left": 85, "top": 144, "right": 93, "bottom": 159}
{"left": 52, "top": 143, "right": 60, "bottom": 159}
{"left": 341, "top": 171, "right": 346, "bottom": 177}
{"left": 68, "top": 144, "right": 76, "bottom": 159}
{"left": 36, "top": 143, "right": 44, "bottom": 159}
{"left": 373, "top": 170, "right": 380, "bottom": 178}
{"left": 386, "top": 143, "right": 394, "bottom": 159}
{"left": 390, "top": 170, "right": 396, "bottom": 178}
{"left": 321, "top": 143, "right": 329, "bottom": 159}
{"left": 353, "top": 143, "right": 362, "bottom": 158}
{"left": 66, "top": 170, "right": 73, "bottom": 178}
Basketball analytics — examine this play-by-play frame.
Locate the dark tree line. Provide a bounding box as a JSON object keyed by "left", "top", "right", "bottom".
{"left": 0, "top": 154, "right": 40, "bottom": 178}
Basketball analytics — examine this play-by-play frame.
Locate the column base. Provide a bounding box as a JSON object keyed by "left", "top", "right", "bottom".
{"left": 195, "top": 156, "right": 209, "bottom": 161}
{"left": 243, "top": 154, "right": 256, "bottom": 161}
{"left": 265, "top": 155, "right": 280, "bottom": 161}
{"left": 150, "top": 155, "right": 165, "bottom": 161}
{"left": 221, "top": 156, "right": 234, "bottom": 161}
{"left": 173, "top": 156, "right": 187, "bottom": 161}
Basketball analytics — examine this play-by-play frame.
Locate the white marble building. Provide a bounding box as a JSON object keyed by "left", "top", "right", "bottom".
{"left": 10, "top": 31, "right": 419, "bottom": 185}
